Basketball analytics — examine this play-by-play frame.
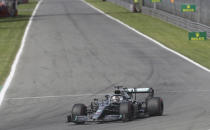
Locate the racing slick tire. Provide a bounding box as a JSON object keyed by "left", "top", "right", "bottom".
{"left": 71, "top": 104, "right": 87, "bottom": 124}
{"left": 146, "top": 97, "right": 163, "bottom": 116}
{"left": 120, "top": 102, "right": 133, "bottom": 121}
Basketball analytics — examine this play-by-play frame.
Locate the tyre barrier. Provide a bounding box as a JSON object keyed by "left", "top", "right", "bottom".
{"left": 0, "top": 0, "right": 18, "bottom": 17}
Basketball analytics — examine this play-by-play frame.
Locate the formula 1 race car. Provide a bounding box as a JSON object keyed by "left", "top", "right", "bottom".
{"left": 67, "top": 86, "right": 164, "bottom": 124}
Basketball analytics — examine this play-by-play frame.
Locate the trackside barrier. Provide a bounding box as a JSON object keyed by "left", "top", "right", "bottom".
{"left": 0, "top": 0, "right": 18, "bottom": 17}
{"left": 0, "top": 1, "right": 7, "bottom": 17}
{"left": 103, "top": 0, "right": 210, "bottom": 38}
{"left": 6, "top": 0, "right": 18, "bottom": 16}
{"left": 106, "top": 0, "right": 142, "bottom": 13}
{"left": 141, "top": 6, "right": 210, "bottom": 38}
{"left": 143, "top": 0, "right": 210, "bottom": 27}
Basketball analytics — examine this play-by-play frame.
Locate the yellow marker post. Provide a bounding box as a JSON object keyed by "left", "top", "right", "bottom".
{"left": 134, "top": 0, "right": 138, "bottom": 4}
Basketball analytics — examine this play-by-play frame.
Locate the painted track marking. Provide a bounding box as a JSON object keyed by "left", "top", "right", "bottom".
{"left": 6, "top": 89, "right": 210, "bottom": 101}
{"left": 6, "top": 93, "right": 108, "bottom": 100}
{"left": 81, "top": 0, "right": 210, "bottom": 73}
{"left": 0, "top": 0, "right": 43, "bottom": 106}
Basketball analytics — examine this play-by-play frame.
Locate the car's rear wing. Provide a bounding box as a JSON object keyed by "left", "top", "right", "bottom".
{"left": 126, "top": 88, "right": 154, "bottom": 99}
{"left": 126, "top": 88, "right": 154, "bottom": 94}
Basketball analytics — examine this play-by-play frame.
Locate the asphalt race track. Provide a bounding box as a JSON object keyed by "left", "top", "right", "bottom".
{"left": 0, "top": 0, "right": 210, "bottom": 130}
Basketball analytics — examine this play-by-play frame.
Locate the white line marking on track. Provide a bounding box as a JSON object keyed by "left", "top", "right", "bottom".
{"left": 81, "top": 0, "right": 210, "bottom": 73}
{"left": 6, "top": 89, "right": 210, "bottom": 100}
{"left": 6, "top": 93, "right": 108, "bottom": 100}
{"left": 158, "top": 90, "right": 210, "bottom": 93}
{"left": 0, "top": 0, "right": 43, "bottom": 106}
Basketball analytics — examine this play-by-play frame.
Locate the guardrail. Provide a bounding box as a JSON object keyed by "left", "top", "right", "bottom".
{"left": 142, "top": 7, "right": 210, "bottom": 38}
{"left": 143, "top": 0, "right": 210, "bottom": 27}
{"left": 104, "top": 0, "right": 210, "bottom": 38}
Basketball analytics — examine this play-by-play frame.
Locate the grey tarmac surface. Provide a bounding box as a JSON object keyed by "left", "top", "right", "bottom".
{"left": 0, "top": 0, "right": 210, "bottom": 130}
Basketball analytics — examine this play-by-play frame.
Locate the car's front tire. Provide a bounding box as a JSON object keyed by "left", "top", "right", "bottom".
{"left": 71, "top": 104, "right": 87, "bottom": 124}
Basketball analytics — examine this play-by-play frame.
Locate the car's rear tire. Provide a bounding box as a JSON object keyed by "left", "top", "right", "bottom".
{"left": 72, "top": 104, "right": 87, "bottom": 124}
{"left": 146, "top": 97, "right": 163, "bottom": 116}
{"left": 120, "top": 102, "right": 133, "bottom": 121}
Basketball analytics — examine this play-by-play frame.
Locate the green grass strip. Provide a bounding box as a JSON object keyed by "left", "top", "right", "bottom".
{"left": 0, "top": 0, "right": 38, "bottom": 86}
{"left": 86, "top": 0, "right": 210, "bottom": 69}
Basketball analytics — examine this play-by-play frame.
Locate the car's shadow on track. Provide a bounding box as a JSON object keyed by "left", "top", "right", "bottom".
{"left": 66, "top": 114, "right": 168, "bottom": 126}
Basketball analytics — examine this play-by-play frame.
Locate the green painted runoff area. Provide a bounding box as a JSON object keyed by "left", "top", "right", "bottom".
{"left": 0, "top": 0, "right": 37, "bottom": 87}
{"left": 86, "top": 0, "right": 210, "bottom": 69}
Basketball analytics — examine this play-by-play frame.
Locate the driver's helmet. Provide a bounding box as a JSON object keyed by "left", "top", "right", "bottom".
{"left": 111, "top": 95, "right": 122, "bottom": 103}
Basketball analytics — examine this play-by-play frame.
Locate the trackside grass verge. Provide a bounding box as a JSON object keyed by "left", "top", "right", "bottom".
{"left": 85, "top": 0, "right": 210, "bottom": 69}
{"left": 0, "top": 0, "right": 37, "bottom": 89}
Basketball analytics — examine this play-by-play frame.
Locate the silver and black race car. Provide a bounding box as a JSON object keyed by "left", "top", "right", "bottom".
{"left": 67, "top": 86, "right": 164, "bottom": 124}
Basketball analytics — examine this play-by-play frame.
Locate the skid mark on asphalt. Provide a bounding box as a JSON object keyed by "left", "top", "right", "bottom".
{"left": 158, "top": 90, "right": 210, "bottom": 93}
